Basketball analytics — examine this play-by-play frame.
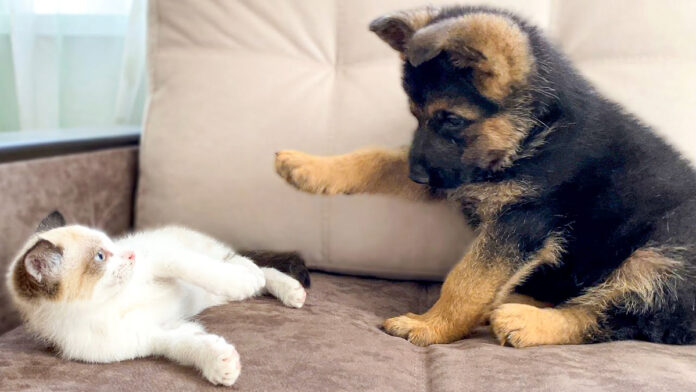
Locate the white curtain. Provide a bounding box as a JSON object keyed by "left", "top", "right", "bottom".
{"left": 0, "top": 0, "right": 146, "bottom": 131}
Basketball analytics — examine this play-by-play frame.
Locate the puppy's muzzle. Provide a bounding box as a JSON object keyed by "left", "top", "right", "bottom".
{"left": 409, "top": 163, "right": 430, "bottom": 184}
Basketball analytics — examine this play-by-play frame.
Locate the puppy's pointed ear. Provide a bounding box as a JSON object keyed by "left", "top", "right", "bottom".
{"left": 369, "top": 7, "right": 440, "bottom": 52}
{"left": 438, "top": 14, "right": 534, "bottom": 102}
{"left": 23, "top": 239, "right": 63, "bottom": 283}
{"left": 36, "top": 211, "right": 66, "bottom": 233}
{"left": 405, "top": 19, "right": 456, "bottom": 67}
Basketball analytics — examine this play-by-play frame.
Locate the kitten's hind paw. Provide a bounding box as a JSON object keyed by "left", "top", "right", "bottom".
{"left": 263, "top": 268, "right": 307, "bottom": 308}
{"left": 202, "top": 339, "right": 241, "bottom": 386}
{"left": 281, "top": 283, "right": 307, "bottom": 309}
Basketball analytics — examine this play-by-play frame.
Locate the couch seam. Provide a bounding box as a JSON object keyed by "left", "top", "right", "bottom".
{"left": 320, "top": 0, "right": 341, "bottom": 268}
{"left": 420, "top": 283, "right": 430, "bottom": 392}
{"left": 133, "top": 0, "right": 160, "bottom": 229}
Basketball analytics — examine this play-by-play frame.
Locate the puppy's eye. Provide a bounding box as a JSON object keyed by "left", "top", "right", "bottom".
{"left": 94, "top": 251, "right": 106, "bottom": 262}
{"left": 441, "top": 112, "right": 471, "bottom": 131}
{"left": 431, "top": 111, "right": 472, "bottom": 141}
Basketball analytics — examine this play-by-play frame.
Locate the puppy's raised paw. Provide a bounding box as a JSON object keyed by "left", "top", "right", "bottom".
{"left": 274, "top": 150, "right": 349, "bottom": 195}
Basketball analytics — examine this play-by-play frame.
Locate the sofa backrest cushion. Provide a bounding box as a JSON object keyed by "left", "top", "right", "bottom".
{"left": 136, "top": 0, "right": 696, "bottom": 279}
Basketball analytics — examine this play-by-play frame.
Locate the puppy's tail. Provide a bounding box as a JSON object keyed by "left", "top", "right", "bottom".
{"left": 238, "top": 250, "right": 311, "bottom": 288}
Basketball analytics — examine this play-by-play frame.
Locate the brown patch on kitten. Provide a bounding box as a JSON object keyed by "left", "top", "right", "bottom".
{"left": 13, "top": 240, "right": 63, "bottom": 300}
{"left": 406, "top": 13, "right": 534, "bottom": 102}
{"left": 460, "top": 115, "right": 527, "bottom": 171}
{"left": 36, "top": 211, "right": 67, "bottom": 233}
{"left": 33, "top": 227, "right": 108, "bottom": 301}
{"left": 275, "top": 148, "right": 434, "bottom": 201}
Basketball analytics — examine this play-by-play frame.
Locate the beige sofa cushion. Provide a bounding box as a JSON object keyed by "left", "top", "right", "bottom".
{"left": 136, "top": 0, "right": 696, "bottom": 279}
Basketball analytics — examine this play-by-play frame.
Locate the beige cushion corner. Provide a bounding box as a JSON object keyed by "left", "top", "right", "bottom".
{"left": 136, "top": 0, "right": 696, "bottom": 279}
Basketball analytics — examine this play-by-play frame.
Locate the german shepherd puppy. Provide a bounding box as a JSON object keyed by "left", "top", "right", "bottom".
{"left": 274, "top": 6, "right": 696, "bottom": 347}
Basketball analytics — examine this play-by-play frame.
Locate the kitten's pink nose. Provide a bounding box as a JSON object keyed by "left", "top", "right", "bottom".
{"left": 123, "top": 251, "right": 136, "bottom": 262}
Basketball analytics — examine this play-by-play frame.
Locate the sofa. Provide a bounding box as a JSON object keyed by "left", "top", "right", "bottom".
{"left": 2, "top": 0, "right": 696, "bottom": 390}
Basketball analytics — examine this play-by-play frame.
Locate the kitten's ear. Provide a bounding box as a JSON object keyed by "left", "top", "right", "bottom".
{"left": 23, "top": 239, "right": 63, "bottom": 283}
{"left": 369, "top": 6, "right": 440, "bottom": 52}
{"left": 36, "top": 211, "right": 66, "bottom": 233}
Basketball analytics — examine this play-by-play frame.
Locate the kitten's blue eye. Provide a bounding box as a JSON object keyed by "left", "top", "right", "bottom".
{"left": 94, "top": 251, "right": 105, "bottom": 262}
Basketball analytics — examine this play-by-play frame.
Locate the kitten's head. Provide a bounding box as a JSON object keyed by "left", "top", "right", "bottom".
{"left": 10, "top": 211, "right": 136, "bottom": 304}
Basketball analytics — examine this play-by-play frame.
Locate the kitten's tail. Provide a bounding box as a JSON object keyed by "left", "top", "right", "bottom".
{"left": 238, "top": 250, "right": 311, "bottom": 288}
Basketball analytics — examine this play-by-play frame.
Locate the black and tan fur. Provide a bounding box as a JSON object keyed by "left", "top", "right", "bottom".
{"left": 275, "top": 6, "right": 696, "bottom": 347}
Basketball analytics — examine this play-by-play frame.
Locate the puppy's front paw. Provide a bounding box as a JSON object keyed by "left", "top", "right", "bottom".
{"left": 383, "top": 314, "right": 422, "bottom": 338}
{"left": 274, "top": 150, "right": 348, "bottom": 195}
{"left": 383, "top": 313, "right": 457, "bottom": 346}
{"left": 201, "top": 338, "right": 241, "bottom": 386}
{"left": 490, "top": 303, "right": 572, "bottom": 348}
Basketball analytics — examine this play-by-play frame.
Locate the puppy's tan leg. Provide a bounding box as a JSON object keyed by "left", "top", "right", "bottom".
{"left": 383, "top": 232, "right": 568, "bottom": 346}
{"left": 383, "top": 244, "right": 512, "bottom": 346}
{"left": 490, "top": 247, "right": 682, "bottom": 348}
{"left": 274, "top": 148, "right": 432, "bottom": 201}
{"left": 481, "top": 293, "right": 552, "bottom": 324}
{"left": 502, "top": 293, "right": 551, "bottom": 308}
{"left": 490, "top": 304, "right": 594, "bottom": 347}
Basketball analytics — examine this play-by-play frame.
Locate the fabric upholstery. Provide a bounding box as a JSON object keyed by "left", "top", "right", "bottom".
{"left": 136, "top": 0, "right": 696, "bottom": 279}
{"left": 2, "top": 273, "right": 695, "bottom": 392}
{"left": 0, "top": 148, "right": 138, "bottom": 334}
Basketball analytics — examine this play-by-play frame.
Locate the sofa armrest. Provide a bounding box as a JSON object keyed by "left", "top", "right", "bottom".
{"left": 0, "top": 130, "right": 139, "bottom": 335}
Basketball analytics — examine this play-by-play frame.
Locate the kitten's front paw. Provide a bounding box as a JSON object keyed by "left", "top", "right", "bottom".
{"left": 201, "top": 339, "right": 241, "bottom": 386}
{"left": 277, "top": 279, "right": 307, "bottom": 308}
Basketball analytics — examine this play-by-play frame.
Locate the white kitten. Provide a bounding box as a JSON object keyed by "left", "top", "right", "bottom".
{"left": 6, "top": 212, "right": 308, "bottom": 386}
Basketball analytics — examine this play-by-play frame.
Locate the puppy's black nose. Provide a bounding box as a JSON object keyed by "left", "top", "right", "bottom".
{"left": 409, "top": 164, "right": 430, "bottom": 184}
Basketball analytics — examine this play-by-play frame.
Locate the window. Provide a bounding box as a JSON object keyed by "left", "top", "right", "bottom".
{"left": 33, "top": 0, "right": 133, "bottom": 15}
{"left": 0, "top": 0, "right": 145, "bottom": 133}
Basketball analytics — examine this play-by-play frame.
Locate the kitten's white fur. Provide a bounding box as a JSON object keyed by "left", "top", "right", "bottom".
{"left": 8, "top": 225, "right": 307, "bottom": 386}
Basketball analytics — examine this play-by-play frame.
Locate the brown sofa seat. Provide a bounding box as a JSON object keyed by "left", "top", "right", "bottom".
{"left": 2, "top": 273, "right": 695, "bottom": 392}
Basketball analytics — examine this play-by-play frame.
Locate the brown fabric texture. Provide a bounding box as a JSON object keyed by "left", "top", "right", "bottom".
{"left": 0, "top": 148, "right": 138, "bottom": 335}
{"left": 1, "top": 273, "right": 694, "bottom": 392}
